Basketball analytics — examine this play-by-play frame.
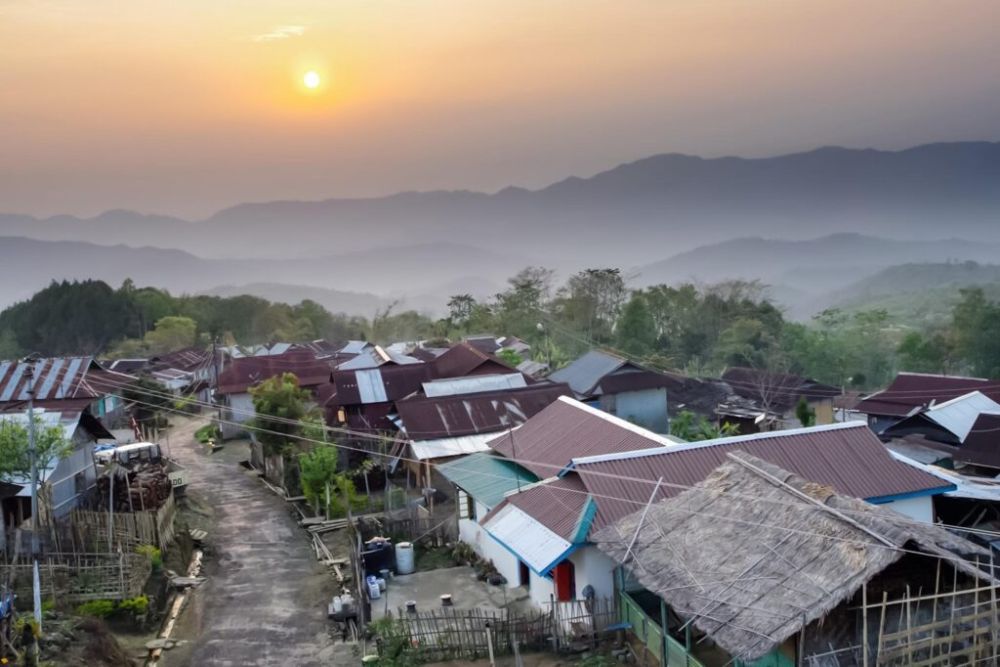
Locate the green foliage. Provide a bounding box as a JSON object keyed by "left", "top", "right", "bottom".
{"left": 143, "top": 316, "right": 197, "bottom": 354}
{"left": 117, "top": 595, "right": 149, "bottom": 616}
{"left": 371, "top": 617, "right": 422, "bottom": 667}
{"left": 496, "top": 348, "right": 523, "bottom": 367}
{"left": 194, "top": 423, "right": 222, "bottom": 444}
{"left": 76, "top": 600, "right": 116, "bottom": 618}
{"left": 0, "top": 415, "right": 72, "bottom": 480}
{"left": 298, "top": 446, "right": 340, "bottom": 512}
{"left": 123, "top": 376, "right": 173, "bottom": 426}
{"left": 249, "top": 373, "right": 317, "bottom": 457}
{"left": 794, "top": 397, "right": 816, "bottom": 427}
{"left": 136, "top": 545, "right": 162, "bottom": 570}
{"left": 669, "top": 411, "right": 739, "bottom": 441}
{"left": 616, "top": 293, "right": 657, "bottom": 356}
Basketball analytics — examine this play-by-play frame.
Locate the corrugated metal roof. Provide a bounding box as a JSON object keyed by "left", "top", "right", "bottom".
{"left": 0, "top": 357, "right": 134, "bottom": 405}
{"left": 337, "top": 346, "right": 422, "bottom": 370}
{"left": 339, "top": 340, "right": 371, "bottom": 355}
{"left": 568, "top": 422, "right": 953, "bottom": 536}
{"left": 549, "top": 350, "right": 627, "bottom": 396}
{"left": 422, "top": 373, "right": 527, "bottom": 398}
{"left": 411, "top": 433, "right": 500, "bottom": 461}
{"left": 494, "top": 474, "right": 590, "bottom": 541}
{"left": 483, "top": 503, "right": 573, "bottom": 575}
{"left": 433, "top": 342, "right": 516, "bottom": 379}
{"left": 437, "top": 453, "right": 536, "bottom": 508}
{"left": 395, "top": 384, "right": 570, "bottom": 440}
{"left": 956, "top": 413, "right": 1000, "bottom": 469}
{"left": 355, "top": 369, "right": 389, "bottom": 403}
{"left": 487, "top": 396, "right": 673, "bottom": 478}
{"left": 216, "top": 354, "right": 332, "bottom": 395}
{"left": 921, "top": 391, "right": 1000, "bottom": 442}
{"left": 857, "top": 372, "right": 1000, "bottom": 418}
{"left": 328, "top": 364, "right": 430, "bottom": 406}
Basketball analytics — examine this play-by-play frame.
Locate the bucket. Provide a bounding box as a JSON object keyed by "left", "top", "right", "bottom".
{"left": 395, "top": 542, "right": 415, "bottom": 575}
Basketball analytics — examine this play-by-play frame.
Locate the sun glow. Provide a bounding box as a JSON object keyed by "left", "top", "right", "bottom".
{"left": 303, "top": 71, "right": 321, "bottom": 89}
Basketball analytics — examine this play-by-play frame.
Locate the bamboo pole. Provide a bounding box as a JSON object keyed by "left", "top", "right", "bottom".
{"left": 862, "top": 581, "right": 869, "bottom": 667}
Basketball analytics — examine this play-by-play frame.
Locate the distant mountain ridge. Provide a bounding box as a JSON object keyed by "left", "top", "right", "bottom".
{"left": 2, "top": 140, "right": 999, "bottom": 263}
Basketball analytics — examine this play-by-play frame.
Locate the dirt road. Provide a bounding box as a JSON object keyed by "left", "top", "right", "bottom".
{"left": 164, "top": 416, "right": 336, "bottom": 666}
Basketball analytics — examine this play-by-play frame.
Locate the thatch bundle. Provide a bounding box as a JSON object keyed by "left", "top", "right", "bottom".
{"left": 592, "top": 451, "right": 992, "bottom": 662}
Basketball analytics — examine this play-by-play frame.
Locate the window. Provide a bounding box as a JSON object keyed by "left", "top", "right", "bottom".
{"left": 458, "top": 490, "right": 476, "bottom": 520}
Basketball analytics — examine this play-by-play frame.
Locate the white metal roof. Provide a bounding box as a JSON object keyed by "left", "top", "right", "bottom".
{"left": 483, "top": 503, "right": 572, "bottom": 575}
{"left": 924, "top": 391, "right": 1000, "bottom": 442}
{"left": 410, "top": 432, "right": 497, "bottom": 461}
{"left": 422, "top": 373, "right": 527, "bottom": 398}
{"left": 889, "top": 450, "right": 1000, "bottom": 502}
{"left": 355, "top": 369, "right": 389, "bottom": 404}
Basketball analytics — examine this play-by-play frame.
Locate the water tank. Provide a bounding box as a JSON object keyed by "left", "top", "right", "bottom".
{"left": 395, "top": 542, "right": 415, "bottom": 575}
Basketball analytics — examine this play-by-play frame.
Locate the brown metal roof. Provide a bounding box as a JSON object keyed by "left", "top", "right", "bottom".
{"left": 571, "top": 422, "right": 953, "bottom": 535}
{"left": 433, "top": 342, "right": 518, "bottom": 379}
{"left": 215, "top": 353, "right": 332, "bottom": 395}
{"left": 722, "top": 367, "right": 841, "bottom": 413}
{"left": 150, "top": 346, "right": 211, "bottom": 372}
{"left": 857, "top": 372, "right": 1000, "bottom": 418}
{"left": 395, "top": 383, "right": 570, "bottom": 440}
{"left": 488, "top": 396, "right": 674, "bottom": 478}
{"left": 955, "top": 413, "right": 1000, "bottom": 469}
{"left": 0, "top": 357, "right": 135, "bottom": 406}
{"left": 491, "top": 474, "right": 590, "bottom": 541}
{"left": 326, "top": 364, "right": 430, "bottom": 406}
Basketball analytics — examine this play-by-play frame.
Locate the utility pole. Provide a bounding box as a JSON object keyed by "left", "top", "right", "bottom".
{"left": 211, "top": 337, "right": 224, "bottom": 424}
{"left": 24, "top": 354, "right": 40, "bottom": 556}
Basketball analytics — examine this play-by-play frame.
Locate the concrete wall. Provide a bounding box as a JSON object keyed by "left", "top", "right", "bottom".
{"left": 458, "top": 500, "right": 522, "bottom": 588}
{"left": 222, "top": 392, "right": 255, "bottom": 439}
{"left": 568, "top": 546, "right": 618, "bottom": 602}
{"left": 881, "top": 495, "right": 934, "bottom": 524}
{"left": 528, "top": 569, "right": 555, "bottom": 608}
{"left": 599, "top": 388, "right": 669, "bottom": 434}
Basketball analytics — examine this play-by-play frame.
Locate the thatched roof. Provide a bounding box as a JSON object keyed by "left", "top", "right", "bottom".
{"left": 591, "top": 451, "right": 993, "bottom": 662}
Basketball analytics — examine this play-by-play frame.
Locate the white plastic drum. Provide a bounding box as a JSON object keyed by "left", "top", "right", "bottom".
{"left": 395, "top": 541, "right": 415, "bottom": 575}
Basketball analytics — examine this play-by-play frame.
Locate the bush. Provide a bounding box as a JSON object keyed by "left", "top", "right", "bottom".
{"left": 136, "top": 544, "right": 163, "bottom": 570}
{"left": 118, "top": 595, "right": 149, "bottom": 616}
{"left": 195, "top": 423, "right": 221, "bottom": 444}
{"left": 76, "top": 600, "right": 116, "bottom": 618}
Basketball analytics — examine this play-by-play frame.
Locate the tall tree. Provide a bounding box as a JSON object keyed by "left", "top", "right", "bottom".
{"left": 249, "top": 373, "right": 318, "bottom": 457}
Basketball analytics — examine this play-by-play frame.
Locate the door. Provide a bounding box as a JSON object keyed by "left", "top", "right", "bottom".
{"left": 519, "top": 561, "right": 531, "bottom": 588}
{"left": 554, "top": 560, "right": 576, "bottom": 601}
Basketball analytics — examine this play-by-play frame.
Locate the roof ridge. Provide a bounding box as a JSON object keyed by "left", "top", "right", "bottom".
{"left": 554, "top": 395, "right": 677, "bottom": 446}
{"left": 568, "top": 421, "right": 870, "bottom": 468}
{"left": 897, "top": 371, "right": 991, "bottom": 381}
{"left": 926, "top": 390, "right": 999, "bottom": 412}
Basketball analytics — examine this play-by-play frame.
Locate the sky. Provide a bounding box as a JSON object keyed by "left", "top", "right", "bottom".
{"left": 2, "top": 0, "right": 999, "bottom": 219}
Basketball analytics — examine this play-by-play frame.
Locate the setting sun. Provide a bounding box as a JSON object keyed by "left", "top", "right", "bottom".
{"left": 303, "top": 71, "right": 320, "bottom": 89}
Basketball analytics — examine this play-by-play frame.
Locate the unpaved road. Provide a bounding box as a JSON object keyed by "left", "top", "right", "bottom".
{"left": 164, "top": 416, "right": 336, "bottom": 666}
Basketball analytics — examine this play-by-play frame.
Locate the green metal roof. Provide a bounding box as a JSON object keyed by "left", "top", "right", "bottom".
{"left": 437, "top": 453, "right": 538, "bottom": 510}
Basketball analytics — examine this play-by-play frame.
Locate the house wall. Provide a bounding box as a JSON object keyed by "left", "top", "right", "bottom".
{"left": 221, "top": 392, "right": 254, "bottom": 439}
{"left": 528, "top": 569, "right": 555, "bottom": 608}
{"left": 459, "top": 501, "right": 522, "bottom": 587}
{"left": 812, "top": 399, "right": 835, "bottom": 425}
{"left": 49, "top": 437, "right": 98, "bottom": 519}
{"left": 599, "top": 388, "right": 669, "bottom": 434}
{"left": 568, "top": 546, "right": 618, "bottom": 602}
{"left": 881, "top": 495, "right": 934, "bottom": 524}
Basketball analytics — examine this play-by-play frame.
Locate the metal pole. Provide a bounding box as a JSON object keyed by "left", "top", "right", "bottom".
{"left": 24, "top": 357, "right": 40, "bottom": 556}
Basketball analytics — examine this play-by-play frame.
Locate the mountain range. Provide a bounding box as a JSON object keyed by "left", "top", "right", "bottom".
{"left": 2, "top": 141, "right": 999, "bottom": 265}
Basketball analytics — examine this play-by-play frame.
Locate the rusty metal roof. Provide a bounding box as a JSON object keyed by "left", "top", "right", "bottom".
{"left": 0, "top": 357, "right": 134, "bottom": 406}
{"left": 433, "top": 342, "right": 517, "bottom": 379}
{"left": 327, "top": 364, "right": 430, "bottom": 406}
{"left": 395, "top": 383, "right": 570, "bottom": 440}
{"left": 955, "top": 413, "right": 1000, "bottom": 469}
{"left": 857, "top": 372, "right": 1000, "bottom": 418}
{"left": 568, "top": 422, "right": 954, "bottom": 535}
{"left": 488, "top": 396, "right": 675, "bottom": 478}
{"left": 215, "top": 353, "right": 332, "bottom": 395}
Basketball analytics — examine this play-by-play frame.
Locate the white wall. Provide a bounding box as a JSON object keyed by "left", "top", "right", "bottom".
{"left": 528, "top": 569, "right": 555, "bottom": 608}
{"left": 882, "top": 495, "right": 934, "bottom": 524}
{"left": 568, "top": 546, "right": 618, "bottom": 602}
{"left": 228, "top": 393, "right": 255, "bottom": 424}
{"left": 459, "top": 505, "right": 522, "bottom": 588}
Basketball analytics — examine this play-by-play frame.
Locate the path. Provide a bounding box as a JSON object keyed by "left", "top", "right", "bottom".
{"left": 165, "top": 416, "right": 336, "bottom": 666}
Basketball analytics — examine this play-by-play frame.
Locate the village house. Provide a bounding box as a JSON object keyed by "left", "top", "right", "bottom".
{"left": 215, "top": 351, "right": 333, "bottom": 438}
{"left": 439, "top": 396, "right": 679, "bottom": 606}
{"left": 471, "top": 418, "right": 953, "bottom": 612}
{"left": 336, "top": 344, "right": 422, "bottom": 371}
{"left": 720, "top": 366, "right": 841, "bottom": 431}
{"left": 392, "top": 375, "right": 570, "bottom": 487}
{"left": 856, "top": 371, "right": 1000, "bottom": 434}
{"left": 0, "top": 357, "right": 135, "bottom": 523}
{"left": 594, "top": 453, "right": 999, "bottom": 667}
{"left": 549, "top": 349, "right": 681, "bottom": 433}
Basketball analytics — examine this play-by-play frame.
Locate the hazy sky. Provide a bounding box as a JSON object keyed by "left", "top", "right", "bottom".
{"left": 2, "top": 0, "right": 999, "bottom": 218}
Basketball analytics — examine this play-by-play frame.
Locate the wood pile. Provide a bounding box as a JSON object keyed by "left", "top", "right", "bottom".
{"left": 95, "top": 463, "right": 173, "bottom": 512}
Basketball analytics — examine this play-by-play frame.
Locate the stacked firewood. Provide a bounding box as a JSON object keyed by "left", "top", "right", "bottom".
{"left": 94, "top": 463, "right": 173, "bottom": 512}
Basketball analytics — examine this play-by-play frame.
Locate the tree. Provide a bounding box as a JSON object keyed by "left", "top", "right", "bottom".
{"left": 447, "top": 294, "right": 477, "bottom": 330}
{"left": 249, "top": 373, "right": 317, "bottom": 457}
{"left": 143, "top": 316, "right": 197, "bottom": 354}
{"left": 616, "top": 293, "right": 657, "bottom": 356}
{"left": 897, "top": 331, "right": 950, "bottom": 374}
{"left": 496, "top": 348, "right": 523, "bottom": 367}
{"left": 123, "top": 377, "right": 173, "bottom": 429}
{"left": 0, "top": 415, "right": 72, "bottom": 480}
{"left": 298, "top": 446, "right": 340, "bottom": 514}
{"left": 554, "top": 268, "right": 628, "bottom": 344}
{"left": 952, "top": 288, "right": 1000, "bottom": 377}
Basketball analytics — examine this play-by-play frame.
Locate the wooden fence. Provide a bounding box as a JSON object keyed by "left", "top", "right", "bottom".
{"left": 67, "top": 492, "right": 177, "bottom": 553}
{"left": 380, "top": 598, "right": 618, "bottom": 661}
{"left": 0, "top": 552, "right": 150, "bottom": 603}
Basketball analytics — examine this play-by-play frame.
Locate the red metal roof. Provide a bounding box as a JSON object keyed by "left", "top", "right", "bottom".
{"left": 488, "top": 396, "right": 674, "bottom": 478}
{"left": 215, "top": 353, "right": 332, "bottom": 395}
{"left": 955, "top": 413, "right": 1000, "bottom": 469}
{"left": 395, "top": 383, "right": 570, "bottom": 440}
{"left": 857, "top": 372, "right": 1000, "bottom": 418}
{"left": 570, "top": 422, "right": 952, "bottom": 535}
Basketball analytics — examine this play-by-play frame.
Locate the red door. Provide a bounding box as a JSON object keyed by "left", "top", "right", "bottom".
{"left": 554, "top": 560, "right": 576, "bottom": 601}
